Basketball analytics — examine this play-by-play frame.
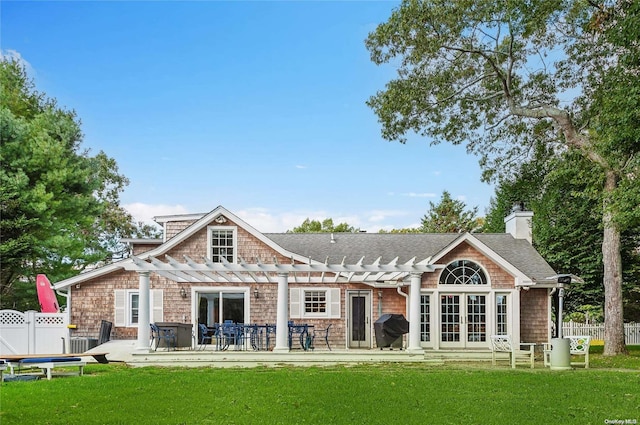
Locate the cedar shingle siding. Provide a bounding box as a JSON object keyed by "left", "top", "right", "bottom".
{"left": 60, "top": 207, "right": 555, "bottom": 348}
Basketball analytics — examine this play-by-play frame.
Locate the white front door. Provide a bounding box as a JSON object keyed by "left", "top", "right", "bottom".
{"left": 347, "top": 291, "right": 371, "bottom": 348}
{"left": 440, "top": 293, "right": 488, "bottom": 348}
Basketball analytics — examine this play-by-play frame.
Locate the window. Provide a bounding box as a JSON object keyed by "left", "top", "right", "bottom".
{"left": 197, "top": 290, "right": 248, "bottom": 326}
{"left": 208, "top": 227, "right": 237, "bottom": 263}
{"left": 420, "top": 294, "right": 430, "bottom": 342}
{"left": 289, "top": 288, "right": 340, "bottom": 319}
{"left": 439, "top": 260, "right": 488, "bottom": 285}
{"left": 466, "top": 295, "right": 486, "bottom": 342}
{"left": 496, "top": 294, "right": 508, "bottom": 335}
{"left": 130, "top": 293, "right": 139, "bottom": 325}
{"left": 304, "top": 291, "right": 327, "bottom": 314}
{"left": 114, "top": 289, "right": 163, "bottom": 327}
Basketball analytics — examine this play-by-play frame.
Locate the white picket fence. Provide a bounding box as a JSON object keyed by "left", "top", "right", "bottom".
{"left": 562, "top": 321, "right": 640, "bottom": 344}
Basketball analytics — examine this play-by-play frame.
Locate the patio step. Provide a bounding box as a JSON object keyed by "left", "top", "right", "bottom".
{"left": 129, "top": 349, "right": 436, "bottom": 368}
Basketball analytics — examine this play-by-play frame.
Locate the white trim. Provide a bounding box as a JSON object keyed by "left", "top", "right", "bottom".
{"left": 494, "top": 292, "right": 511, "bottom": 335}
{"left": 431, "top": 233, "right": 532, "bottom": 286}
{"left": 113, "top": 289, "right": 163, "bottom": 327}
{"left": 153, "top": 213, "right": 207, "bottom": 224}
{"left": 437, "top": 258, "right": 491, "bottom": 286}
{"left": 419, "top": 291, "right": 435, "bottom": 349}
{"left": 346, "top": 290, "right": 373, "bottom": 349}
{"left": 290, "top": 287, "right": 341, "bottom": 319}
{"left": 128, "top": 291, "right": 140, "bottom": 327}
{"left": 190, "top": 286, "right": 250, "bottom": 325}
{"left": 207, "top": 225, "right": 238, "bottom": 263}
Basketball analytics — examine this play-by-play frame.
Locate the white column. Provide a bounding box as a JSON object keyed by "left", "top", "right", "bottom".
{"left": 273, "top": 272, "right": 290, "bottom": 352}
{"left": 407, "top": 272, "right": 424, "bottom": 354}
{"left": 136, "top": 271, "right": 151, "bottom": 351}
{"left": 512, "top": 289, "right": 521, "bottom": 344}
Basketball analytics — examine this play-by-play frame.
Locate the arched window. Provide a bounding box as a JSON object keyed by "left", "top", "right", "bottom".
{"left": 439, "top": 260, "right": 487, "bottom": 285}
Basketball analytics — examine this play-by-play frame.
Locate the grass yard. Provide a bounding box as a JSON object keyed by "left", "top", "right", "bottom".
{"left": 1, "top": 347, "right": 638, "bottom": 425}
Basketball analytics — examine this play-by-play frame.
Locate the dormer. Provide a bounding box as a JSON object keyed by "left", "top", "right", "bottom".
{"left": 153, "top": 213, "right": 206, "bottom": 242}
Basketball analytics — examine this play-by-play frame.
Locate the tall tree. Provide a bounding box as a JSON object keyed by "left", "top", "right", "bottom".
{"left": 486, "top": 151, "right": 640, "bottom": 322}
{"left": 366, "top": 0, "right": 639, "bottom": 355}
{"left": 420, "top": 191, "right": 480, "bottom": 233}
{"left": 0, "top": 58, "right": 145, "bottom": 310}
{"left": 289, "top": 218, "right": 358, "bottom": 233}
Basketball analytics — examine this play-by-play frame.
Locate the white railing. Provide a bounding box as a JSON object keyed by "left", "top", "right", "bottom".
{"left": 562, "top": 321, "right": 640, "bottom": 345}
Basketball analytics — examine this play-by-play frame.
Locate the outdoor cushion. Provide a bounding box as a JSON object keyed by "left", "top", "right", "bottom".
{"left": 19, "top": 357, "right": 82, "bottom": 364}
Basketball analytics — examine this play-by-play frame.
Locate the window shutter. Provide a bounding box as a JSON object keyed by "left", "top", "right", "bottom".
{"left": 114, "top": 290, "right": 126, "bottom": 326}
{"left": 290, "top": 288, "right": 301, "bottom": 319}
{"left": 329, "top": 288, "right": 341, "bottom": 318}
{"left": 151, "top": 290, "right": 163, "bottom": 323}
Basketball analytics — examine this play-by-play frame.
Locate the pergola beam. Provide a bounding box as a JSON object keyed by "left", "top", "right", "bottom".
{"left": 123, "top": 255, "right": 436, "bottom": 284}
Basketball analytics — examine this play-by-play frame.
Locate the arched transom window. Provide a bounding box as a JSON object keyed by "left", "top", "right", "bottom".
{"left": 439, "top": 260, "right": 488, "bottom": 285}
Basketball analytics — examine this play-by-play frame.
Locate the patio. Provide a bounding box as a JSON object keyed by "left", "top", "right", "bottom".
{"left": 89, "top": 339, "right": 512, "bottom": 368}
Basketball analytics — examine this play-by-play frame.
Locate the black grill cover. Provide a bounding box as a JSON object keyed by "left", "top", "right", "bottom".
{"left": 374, "top": 314, "right": 409, "bottom": 347}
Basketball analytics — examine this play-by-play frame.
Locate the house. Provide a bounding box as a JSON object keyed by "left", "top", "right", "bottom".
{"left": 53, "top": 205, "right": 558, "bottom": 353}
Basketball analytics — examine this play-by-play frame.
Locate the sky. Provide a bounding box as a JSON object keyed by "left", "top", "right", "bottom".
{"left": 2, "top": 0, "right": 495, "bottom": 233}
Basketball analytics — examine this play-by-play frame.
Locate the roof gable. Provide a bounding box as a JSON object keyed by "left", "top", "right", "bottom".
{"left": 53, "top": 207, "right": 556, "bottom": 289}
{"left": 53, "top": 206, "right": 312, "bottom": 289}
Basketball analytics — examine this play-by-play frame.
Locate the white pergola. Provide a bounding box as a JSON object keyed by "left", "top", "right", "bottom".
{"left": 124, "top": 255, "right": 437, "bottom": 354}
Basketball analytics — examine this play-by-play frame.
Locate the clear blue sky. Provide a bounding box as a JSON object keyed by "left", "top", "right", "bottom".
{"left": 2, "top": 0, "right": 495, "bottom": 232}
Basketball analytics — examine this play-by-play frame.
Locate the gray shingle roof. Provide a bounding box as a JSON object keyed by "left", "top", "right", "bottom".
{"left": 264, "top": 233, "right": 556, "bottom": 283}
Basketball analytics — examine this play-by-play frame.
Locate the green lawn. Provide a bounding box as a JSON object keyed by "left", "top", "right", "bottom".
{"left": 1, "top": 347, "right": 638, "bottom": 425}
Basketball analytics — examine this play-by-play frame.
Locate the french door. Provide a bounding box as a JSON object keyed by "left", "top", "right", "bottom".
{"left": 440, "top": 293, "right": 488, "bottom": 348}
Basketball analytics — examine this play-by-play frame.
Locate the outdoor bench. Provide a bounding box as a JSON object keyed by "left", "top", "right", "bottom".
{"left": 543, "top": 335, "right": 591, "bottom": 368}
{"left": 490, "top": 335, "right": 536, "bottom": 369}
{"left": 5, "top": 357, "right": 86, "bottom": 380}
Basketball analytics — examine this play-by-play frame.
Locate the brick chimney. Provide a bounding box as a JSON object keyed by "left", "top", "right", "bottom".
{"left": 504, "top": 202, "right": 533, "bottom": 243}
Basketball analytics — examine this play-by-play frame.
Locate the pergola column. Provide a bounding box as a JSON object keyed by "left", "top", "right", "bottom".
{"left": 407, "top": 272, "right": 424, "bottom": 354}
{"left": 136, "top": 271, "right": 151, "bottom": 351}
{"left": 273, "top": 272, "right": 290, "bottom": 352}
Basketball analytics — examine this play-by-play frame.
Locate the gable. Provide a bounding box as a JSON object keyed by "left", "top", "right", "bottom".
{"left": 431, "top": 242, "right": 516, "bottom": 289}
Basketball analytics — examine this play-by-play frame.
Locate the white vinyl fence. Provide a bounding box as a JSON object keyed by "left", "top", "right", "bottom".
{"left": 0, "top": 310, "right": 68, "bottom": 355}
{"left": 562, "top": 321, "right": 640, "bottom": 344}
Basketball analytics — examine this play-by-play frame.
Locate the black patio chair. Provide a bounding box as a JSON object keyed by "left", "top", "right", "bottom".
{"left": 98, "top": 320, "right": 112, "bottom": 345}
{"left": 313, "top": 324, "right": 332, "bottom": 351}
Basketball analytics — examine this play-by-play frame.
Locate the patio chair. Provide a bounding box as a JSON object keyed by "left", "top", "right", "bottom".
{"left": 198, "top": 324, "right": 213, "bottom": 350}
{"left": 150, "top": 323, "right": 176, "bottom": 351}
{"left": 218, "top": 322, "right": 239, "bottom": 350}
{"left": 313, "top": 324, "right": 332, "bottom": 351}
{"left": 98, "top": 320, "right": 112, "bottom": 345}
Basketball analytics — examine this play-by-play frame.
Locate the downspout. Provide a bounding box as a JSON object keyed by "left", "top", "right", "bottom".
{"left": 56, "top": 288, "right": 71, "bottom": 353}
{"left": 549, "top": 287, "right": 557, "bottom": 339}
{"left": 396, "top": 285, "right": 409, "bottom": 318}
{"left": 397, "top": 283, "right": 416, "bottom": 351}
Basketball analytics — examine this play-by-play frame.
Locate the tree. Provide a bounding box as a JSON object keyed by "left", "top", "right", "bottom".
{"left": 486, "top": 151, "right": 640, "bottom": 322}
{"left": 420, "top": 191, "right": 480, "bottom": 233}
{"left": 0, "top": 58, "right": 146, "bottom": 310}
{"left": 289, "top": 218, "right": 358, "bottom": 233}
{"left": 366, "top": 0, "right": 639, "bottom": 355}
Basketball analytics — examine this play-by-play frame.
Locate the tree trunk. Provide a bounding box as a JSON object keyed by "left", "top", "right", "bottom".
{"left": 602, "top": 171, "right": 627, "bottom": 356}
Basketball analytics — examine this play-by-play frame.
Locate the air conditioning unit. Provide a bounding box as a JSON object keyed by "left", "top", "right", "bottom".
{"left": 70, "top": 337, "right": 98, "bottom": 353}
